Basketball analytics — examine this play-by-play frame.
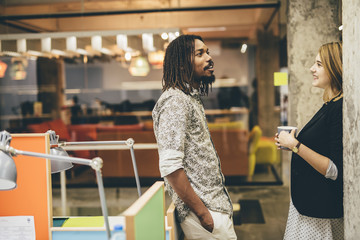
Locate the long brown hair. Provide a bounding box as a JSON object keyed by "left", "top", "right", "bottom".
{"left": 162, "top": 34, "right": 203, "bottom": 95}
{"left": 319, "top": 42, "right": 343, "bottom": 95}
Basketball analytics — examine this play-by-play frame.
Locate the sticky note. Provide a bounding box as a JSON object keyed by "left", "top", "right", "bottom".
{"left": 62, "top": 216, "right": 104, "bottom": 227}
{"left": 274, "top": 72, "right": 288, "bottom": 86}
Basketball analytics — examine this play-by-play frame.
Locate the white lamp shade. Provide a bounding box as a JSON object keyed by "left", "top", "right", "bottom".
{"left": 50, "top": 147, "right": 73, "bottom": 173}
{"left": 47, "top": 130, "right": 73, "bottom": 173}
{"left": 0, "top": 150, "right": 17, "bottom": 190}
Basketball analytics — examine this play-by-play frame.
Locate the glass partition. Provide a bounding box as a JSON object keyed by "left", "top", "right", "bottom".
{"left": 0, "top": 42, "right": 283, "bottom": 186}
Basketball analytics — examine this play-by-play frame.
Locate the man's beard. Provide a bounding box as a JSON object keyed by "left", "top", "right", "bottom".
{"left": 195, "top": 75, "right": 215, "bottom": 96}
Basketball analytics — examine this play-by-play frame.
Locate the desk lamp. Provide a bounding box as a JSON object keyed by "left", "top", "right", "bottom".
{"left": 48, "top": 130, "right": 73, "bottom": 173}
{"left": 0, "top": 130, "right": 112, "bottom": 240}
{"left": 0, "top": 131, "right": 17, "bottom": 190}
{"left": 51, "top": 135, "right": 142, "bottom": 197}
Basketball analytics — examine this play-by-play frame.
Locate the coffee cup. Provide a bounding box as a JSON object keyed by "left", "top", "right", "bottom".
{"left": 277, "top": 126, "right": 298, "bottom": 150}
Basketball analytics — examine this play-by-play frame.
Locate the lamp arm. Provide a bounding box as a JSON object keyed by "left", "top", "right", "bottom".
{"left": 129, "top": 146, "right": 141, "bottom": 197}
{"left": 55, "top": 138, "right": 134, "bottom": 148}
{"left": 52, "top": 138, "right": 141, "bottom": 197}
{"left": 11, "top": 147, "right": 106, "bottom": 173}
{"left": 58, "top": 141, "right": 127, "bottom": 146}
{"left": 13, "top": 148, "right": 92, "bottom": 166}
{"left": 95, "top": 169, "right": 111, "bottom": 239}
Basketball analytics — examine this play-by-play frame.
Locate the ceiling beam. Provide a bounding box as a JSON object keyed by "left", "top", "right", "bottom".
{"left": 0, "top": 2, "right": 280, "bottom": 21}
{"left": 7, "top": 9, "right": 270, "bottom": 40}
{"left": 0, "top": 1, "right": 280, "bottom": 41}
{"left": 0, "top": 20, "right": 52, "bottom": 33}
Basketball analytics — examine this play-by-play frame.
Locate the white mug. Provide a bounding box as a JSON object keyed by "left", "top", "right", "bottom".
{"left": 277, "top": 126, "right": 298, "bottom": 150}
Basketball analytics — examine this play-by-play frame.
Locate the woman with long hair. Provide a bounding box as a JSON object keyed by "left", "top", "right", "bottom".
{"left": 276, "top": 42, "right": 344, "bottom": 240}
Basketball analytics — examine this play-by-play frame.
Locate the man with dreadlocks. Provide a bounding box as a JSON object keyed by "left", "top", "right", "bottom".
{"left": 152, "top": 35, "right": 237, "bottom": 240}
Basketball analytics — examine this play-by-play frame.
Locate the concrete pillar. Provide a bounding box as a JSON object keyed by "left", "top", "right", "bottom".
{"left": 256, "top": 30, "right": 280, "bottom": 136}
{"left": 287, "top": 0, "right": 340, "bottom": 129}
{"left": 343, "top": 1, "right": 360, "bottom": 238}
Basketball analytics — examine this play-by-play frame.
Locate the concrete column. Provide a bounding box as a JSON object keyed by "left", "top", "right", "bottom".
{"left": 287, "top": 0, "right": 340, "bottom": 129}
{"left": 256, "top": 30, "right": 280, "bottom": 136}
{"left": 343, "top": 1, "right": 360, "bottom": 239}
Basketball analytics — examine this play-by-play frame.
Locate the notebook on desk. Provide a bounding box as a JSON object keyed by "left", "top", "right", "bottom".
{"left": 53, "top": 216, "right": 125, "bottom": 228}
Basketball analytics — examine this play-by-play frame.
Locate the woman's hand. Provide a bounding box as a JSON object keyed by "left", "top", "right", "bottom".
{"left": 275, "top": 129, "right": 298, "bottom": 150}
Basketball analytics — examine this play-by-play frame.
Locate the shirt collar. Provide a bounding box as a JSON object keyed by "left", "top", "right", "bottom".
{"left": 190, "top": 89, "right": 200, "bottom": 97}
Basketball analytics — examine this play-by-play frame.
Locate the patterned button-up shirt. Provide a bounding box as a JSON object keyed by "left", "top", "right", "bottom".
{"left": 152, "top": 88, "right": 233, "bottom": 222}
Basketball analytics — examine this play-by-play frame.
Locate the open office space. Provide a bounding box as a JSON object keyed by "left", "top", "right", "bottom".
{"left": 1, "top": 0, "right": 360, "bottom": 239}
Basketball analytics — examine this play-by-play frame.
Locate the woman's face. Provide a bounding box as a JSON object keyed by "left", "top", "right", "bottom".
{"left": 310, "top": 53, "right": 330, "bottom": 89}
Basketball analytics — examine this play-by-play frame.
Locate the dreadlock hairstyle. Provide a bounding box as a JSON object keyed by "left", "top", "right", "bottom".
{"left": 162, "top": 34, "right": 211, "bottom": 95}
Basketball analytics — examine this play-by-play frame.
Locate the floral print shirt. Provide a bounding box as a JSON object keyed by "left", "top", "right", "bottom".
{"left": 152, "top": 88, "right": 233, "bottom": 222}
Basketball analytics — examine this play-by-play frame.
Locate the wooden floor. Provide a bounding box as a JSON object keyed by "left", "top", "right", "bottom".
{"left": 52, "top": 152, "right": 292, "bottom": 239}
{"left": 230, "top": 186, "right": 290, "bottom": 240}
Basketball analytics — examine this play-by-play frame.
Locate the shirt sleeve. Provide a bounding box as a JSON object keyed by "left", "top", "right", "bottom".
{"left": 326, "top": 100, "right": 343, "bottom": 183}
{"left": 155, "top": 96, "right": 189, "bottom": 177}
{"left": 325, "top": 159, "right": 338, "bottom": 180}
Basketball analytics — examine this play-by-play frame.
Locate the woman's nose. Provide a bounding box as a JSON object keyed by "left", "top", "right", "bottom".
{"left": 310, "top": 64, "right": 315, "bottom": 72}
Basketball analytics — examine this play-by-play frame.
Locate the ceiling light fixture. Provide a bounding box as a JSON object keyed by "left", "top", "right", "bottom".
{"left": 240, "top": 43, "right": 247, "bottom": 54}
{"left": 129, "top": 56, "right": 150, "bottom": 77}
{"left": 116, "top": 34, "right": 133, "bottom": 52}
{"left": 66, "top": 36, "right": 77, "bottom": 52}
{"left": 168, "top": 32, "right": 177, "bottom": 42}
{"left": 125, "top": 52, "right": 132, "bottom": 61}
{"left": 142, "top": 33, "right": 156, "bottom": 52}
{"left": 17, "top": 39, "right": 26, "bottom": 53}
{"left": 41, "top": 37, "right": 51, "bottom": 52}
{"left": 161, "top": 32, "right": 169, "bottom": 40}
{"left": 148, "top": 50, "right": 165, "bottom": 69}
{"left": 90, "top": 35, "right": 114, "bottom": 55}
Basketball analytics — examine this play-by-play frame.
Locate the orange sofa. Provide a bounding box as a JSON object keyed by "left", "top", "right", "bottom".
{"left": 97, "top": 124, "right": 249, "bottom": 178}
{"left": 26, "top": 120, "right": 249, "bottom": 178}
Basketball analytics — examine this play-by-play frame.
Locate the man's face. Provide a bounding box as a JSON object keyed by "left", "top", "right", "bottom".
{"left": 193, "top": 39, "right": 215, "bottom": 81}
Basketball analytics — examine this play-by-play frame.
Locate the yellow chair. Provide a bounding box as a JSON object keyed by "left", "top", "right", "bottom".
{"left": 248, "top": 125, "right": 262, "bottom": 180}
{"left": 255, "top": 137, "right": 280, "bottom": 167}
